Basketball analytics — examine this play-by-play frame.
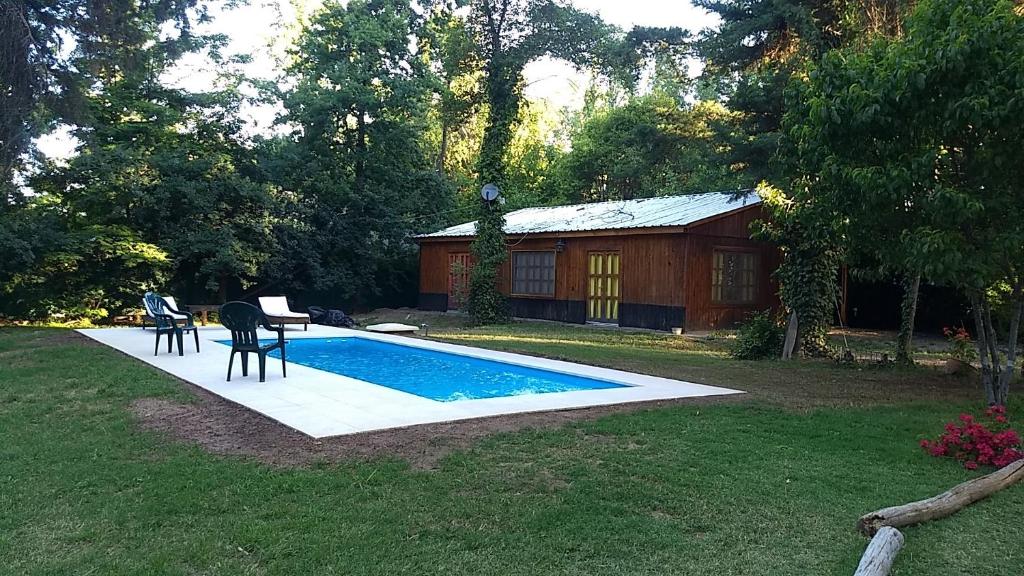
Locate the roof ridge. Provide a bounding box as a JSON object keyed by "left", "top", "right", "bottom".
{"left": 503, "top": 189, "right": 754, "bottom": 215}
{"left": 416, "top": 189, "right": 760, "bottom": 238}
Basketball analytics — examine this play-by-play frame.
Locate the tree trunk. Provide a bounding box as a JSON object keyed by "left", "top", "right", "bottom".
{"left": 436, "top": 121, "right": 450, "bottom": 176}
{"left": 970, "top": 292, "right": 998, "bottom": 406}
{"left": 853, "top": 527, "right": 904, "bottom": 576}
{"left": 355, "top": 110, "right": 367, "bottom": 192}
{"left": 477, "top": 58, "right": 521, "bottom": 186}
{"left": 996, "top": 281, "right": 1023, "bottom": 406}
{"left": 982, "top": 298, "right": 1001, "bottom": 378}
{"left": 857, "top": 459, "right": 1024, "bottom": 536}
{"left": 468, "top": 56, "right": 520, "bottom": 325}
{"left": 895, "top": 272, "right": 920, "bottom": 364}
{"left": 781, "top": 310, "right": 798, "bottom": 360}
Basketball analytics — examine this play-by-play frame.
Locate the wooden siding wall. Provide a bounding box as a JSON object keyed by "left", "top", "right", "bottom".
{"left": 683, "top": 206, "right": 780, "bottom": 329}
{"left": 417, "top": 205, "right": 781, "bottom": 330}
{"left": 419, "top": 236, "right": 684, "bottom": 305}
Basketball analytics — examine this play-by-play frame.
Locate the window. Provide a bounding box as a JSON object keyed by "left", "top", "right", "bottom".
{"left": 512, "top": 251, "right": 556, "bottom": 296}
{"left": 712, "top": 250, "right": 758, "bottom": 304}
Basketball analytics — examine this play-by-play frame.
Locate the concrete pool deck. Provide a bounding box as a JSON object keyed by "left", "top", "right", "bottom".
{"left": 77, "top": 325, "right": 743, "bottom": 438}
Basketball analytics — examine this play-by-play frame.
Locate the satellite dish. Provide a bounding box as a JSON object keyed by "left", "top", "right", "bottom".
{"left": 480, "top": 183, "right": 501, "bottom": 202}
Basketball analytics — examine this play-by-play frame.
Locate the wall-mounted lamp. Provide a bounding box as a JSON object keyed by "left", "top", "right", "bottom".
{"left": 555, "top": 238, "right": 567, "bottom": 253}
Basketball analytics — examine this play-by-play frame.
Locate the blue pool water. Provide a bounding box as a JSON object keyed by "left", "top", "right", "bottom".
{"left": 218, "top": 337, "right": 626, "bottom": 402}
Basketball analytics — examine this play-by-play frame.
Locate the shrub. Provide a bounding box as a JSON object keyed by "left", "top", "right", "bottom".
{"left": 731, "top": 311, "right": 785, "bottom": 360}
{"left": 920, "top": 406, "right": 1022, "bottom": 470}
{"left": 942, "top": 326, "right": 977, "bottom": 363}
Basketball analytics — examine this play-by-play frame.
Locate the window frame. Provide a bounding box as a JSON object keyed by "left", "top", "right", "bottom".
{"left": 510, "top": 250, "right": 557, "bottom": 298}
{"left": 711, "top": 248, "right": 759, "bottom": 306}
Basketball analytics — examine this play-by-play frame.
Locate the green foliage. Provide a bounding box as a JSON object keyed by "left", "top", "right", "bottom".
{"left": 468, "top": 200, "right": 511, "bottom": 325}
{"left": 0, "top": 0, "right": 257, "bottom": 318}
{"left": 499, "top": 100, "right": 566, "bottom": 208}
{"left": 0, "top": 214, "right": 168, "bottom": 321}
{"left": 781, "top": 0, "right": 1024, "bottom": 399}
{"left": 694, "top": 0, "right": 915, "bottom": 184}
{"left": 731, "top": 310, "right": 785, "bottom": 360}
{"left": 0, "top": 0, "right": 203, "bottom": 206}
{"left": 465, "top": 0, "right": 613, "bottom": 324}
{"left": 25, "top": 18, "right": 281, "bottom": 307}
{"left": 423, "top": 6, "right": 485, "bottom": 175}
{"left": 703, "top": 0, "right": 914, "bottom": 358}
{"left": 756, "top": 186, "right": 841, "bottom": 356}
{"left": 556, "top": 95, "right": 747, "bottom": 201}
{"left": 279, "top": 0, "right": 453, "bottom": 307}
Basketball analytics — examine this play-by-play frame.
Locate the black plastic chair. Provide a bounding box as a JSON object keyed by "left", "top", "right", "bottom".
{"left": 219, "top": 301, "right": 287, "bottom": 383}
{"left": 143, "top": 292, "right": 199, "bottom": 356}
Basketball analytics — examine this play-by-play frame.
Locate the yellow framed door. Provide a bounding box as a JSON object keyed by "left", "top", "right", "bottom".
{"left": 587, "top": 251, "right": 620, "bottom": 323}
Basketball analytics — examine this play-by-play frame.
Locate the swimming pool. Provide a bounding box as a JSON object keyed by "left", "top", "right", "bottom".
{"left": 220, "top": 337, "right": 627, "bottom": 401}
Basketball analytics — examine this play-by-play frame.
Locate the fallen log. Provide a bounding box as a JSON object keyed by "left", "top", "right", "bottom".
{"left": 853, "top": 527, "right": 904, "bottom": 576}
{"left": 857, "top": 459, "right": 1024, "bottom": 536}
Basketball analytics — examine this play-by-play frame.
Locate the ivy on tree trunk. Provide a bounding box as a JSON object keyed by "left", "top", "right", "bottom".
{"left": 467, "top": 59, "right": 520, "bottom": 325}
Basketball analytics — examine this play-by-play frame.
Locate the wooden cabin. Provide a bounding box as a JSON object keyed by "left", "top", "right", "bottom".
{"left": 415, "top": 191, "right": 781, "bottom": 332}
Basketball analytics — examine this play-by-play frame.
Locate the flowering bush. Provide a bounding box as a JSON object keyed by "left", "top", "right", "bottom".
{"left": 942, "top": 326, "right": 977, "bottom": 363}
{"left": 920, "top": 406, "right": 1022, "bottom": 470}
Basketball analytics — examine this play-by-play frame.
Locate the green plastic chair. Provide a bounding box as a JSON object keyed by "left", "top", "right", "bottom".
{"left": 143, "top": 292, "right": 199, "bottom": 356}
{"left": 219, "top": 301, "right": 287, "bottom": 383}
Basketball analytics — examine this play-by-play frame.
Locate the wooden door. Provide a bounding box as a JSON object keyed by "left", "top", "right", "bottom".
{"left": 587, "top": 251, "right": 620, "bottom": 323}
{"left": 448, "top": 253, "right": 471, "bottom": 310}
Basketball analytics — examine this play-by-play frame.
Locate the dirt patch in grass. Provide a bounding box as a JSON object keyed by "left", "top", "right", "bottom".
{"left": 130, "top": 390, "right": 734, "bottom": 470}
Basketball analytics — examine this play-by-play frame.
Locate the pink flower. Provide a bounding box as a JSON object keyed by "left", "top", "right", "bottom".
{"left": 964, "top": 460, "right": 979, "bottom": 470}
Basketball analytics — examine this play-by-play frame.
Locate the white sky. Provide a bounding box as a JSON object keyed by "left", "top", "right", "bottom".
{"left": 36, "top": 0, "right": 719, "bottom": 159}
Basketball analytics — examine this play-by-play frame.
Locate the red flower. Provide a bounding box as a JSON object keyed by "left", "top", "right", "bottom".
{"left": 921, "top": 409, "right": 1022, "bottom": 470}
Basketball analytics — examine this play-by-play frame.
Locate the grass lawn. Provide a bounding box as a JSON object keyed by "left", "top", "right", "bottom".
{"left": 1, "top": 323, "right": 1022, "bottom": 575}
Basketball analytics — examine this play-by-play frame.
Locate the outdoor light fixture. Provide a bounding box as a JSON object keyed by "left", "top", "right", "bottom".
{"left": 555, "top": 238, "right": 566, "bottom": 253}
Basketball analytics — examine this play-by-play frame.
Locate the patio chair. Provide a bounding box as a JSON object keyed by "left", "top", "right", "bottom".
{"left": 219, "top": 301, "right": 287, "bottom": 383}
{"left": 140, "top": 295, "right": 182, "bottom": 330}
{"left": 258, "top": 296, "right": 310, "bottom": 330}
{"left": 142, "top": 292, "right": 200, "bottom": 356}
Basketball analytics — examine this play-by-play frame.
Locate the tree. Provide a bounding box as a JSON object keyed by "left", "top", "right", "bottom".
{"left": 423, "top": 5, "right": 484, "bottom": 177}
{"left": 461, "top": 0, "right": 616, "bottom": 323}
{"left": 694, "top": 0, "right": 912, "bottom": 182}
{"left": 694, "top": 0, "right": 839, "bottom": 184}
{"left": 0, "top": 219, "right": 168, "bottom": 321}
{"left": 557, "top": 95, "right": 746, "bottom": 202}
{"left": 780, "top": 39, "right": 934, "bottom": 362}
{"left": 30, "top": 22, "right": 283, "bottom": 305}
{"left": 281, "top": 0, "right": 452, "bottom": 308}
{"left": 755, "top": 185, "right": 842, "bottom": 356}
{"left": 1, "top": 0, "right": 277, "bottom": 319}
{"left": 0, "top": 0, "right": 203, "bottom": 208}
{"left": 782, "top": 0, "right": 1024, "bottom": 402}
{"left": 698, "top": 0, "right": 919, "bottom": 357}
